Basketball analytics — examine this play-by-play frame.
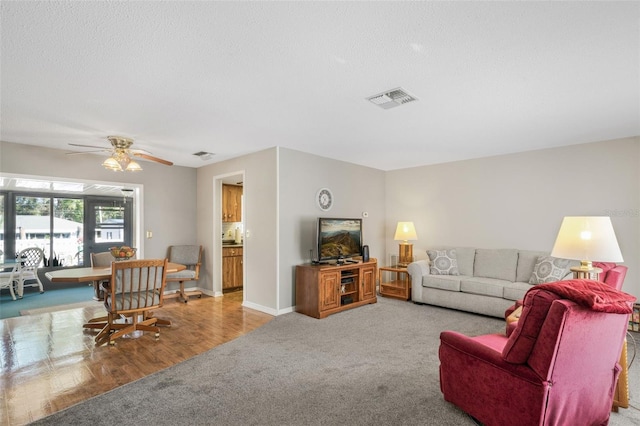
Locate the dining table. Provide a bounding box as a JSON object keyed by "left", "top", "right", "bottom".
{"left": 45, "top": 261, "right": 186, "bottom": 300}
{"left": 0, "top": 259, "right": 18, "bottom": 271}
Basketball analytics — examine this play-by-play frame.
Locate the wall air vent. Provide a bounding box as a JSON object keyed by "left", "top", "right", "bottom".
{"left": 193, "top": 151, "right": 215, "bottom": 161}
{"left": 366, "top": 87, "right": 418, "bottom": 109}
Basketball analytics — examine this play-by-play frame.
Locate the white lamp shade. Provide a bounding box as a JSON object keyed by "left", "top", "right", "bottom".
{"left": 102, "top": 157, "right": 122, "bottom": 171}
{"left": 125, "top": 160, "right": 143, "bottom": 172}
{"left": 550, "top": 216, "right": 623, "bottom": 262}
{"left": 394, "top": 222, "right": 418, "bottom": 241}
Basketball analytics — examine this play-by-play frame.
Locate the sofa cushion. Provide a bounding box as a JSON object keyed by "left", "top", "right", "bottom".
{"left": 503, "top": 281, "right": 533, "bottom": 301}
{"left": 474, "top": 249, "right": 518, "bottom": 282}
{"left": 516, "top": 250, "right": 547, "bottom": 283}
{"left": 502, "top": 289, "right": 561, "bottom": 364}
{"left": 422, "top": 275, "right": 462, "bottom": 292}
{"left": 529, "top": 256, "right": 570, "bottom": 284}
{"left": 427, "top": 249, "right": 459, "bottom": 275}
{"left": 454, "top": 247, "right": 476, "bottom": 276}
{"left": 460, "top": 277, "right": 509, "bottom": 298}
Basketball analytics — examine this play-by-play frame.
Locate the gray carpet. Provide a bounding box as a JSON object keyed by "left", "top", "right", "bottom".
{"left": 31, "top": 297, "right": 640, "bottom": 426}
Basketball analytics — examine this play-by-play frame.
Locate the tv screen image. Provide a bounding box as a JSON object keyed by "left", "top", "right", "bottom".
{"left": 317, "top": 218, "right": 362, "bottom": 261}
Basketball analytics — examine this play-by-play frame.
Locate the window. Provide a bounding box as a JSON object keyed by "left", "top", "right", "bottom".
{"left": 0, "top": 193, "right": 4, "bottom": 258}
{"left": 1, "top": 191, "right": 131, "bottom": 268}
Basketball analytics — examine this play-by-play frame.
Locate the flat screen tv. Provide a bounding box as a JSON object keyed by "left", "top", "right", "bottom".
{"left": 317, "top": 218, "right": 363, "bottom": 262}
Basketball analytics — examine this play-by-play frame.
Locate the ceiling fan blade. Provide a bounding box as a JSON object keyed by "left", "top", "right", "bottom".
{"left": 130, "top": 148, "right": 153, "bottom": 155}
{"left": 133, "top": 152, "right": 173, "bottom": 166}
{"left": 69, "top": 143, "right": 109, "bottom": 150}
{"left": 66, "top": 150, "right": 107, "bottom": 155}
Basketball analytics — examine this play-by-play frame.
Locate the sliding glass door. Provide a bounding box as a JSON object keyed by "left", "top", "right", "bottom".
{"left": 83, "top": 198, "right": 132, "bottom": 266}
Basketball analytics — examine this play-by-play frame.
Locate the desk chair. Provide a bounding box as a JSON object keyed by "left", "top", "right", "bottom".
{"left": 94, "top": 259, "right": 168, "bottom": 345}
{"left": 90, "top": 252, "right": 114, "bottom": 300}
{"left": 165, "top": 245, "right": 203, "bottom": 303}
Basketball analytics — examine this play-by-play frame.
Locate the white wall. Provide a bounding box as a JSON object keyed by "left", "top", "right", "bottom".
{"left": 5, "top": 137, "right": 637, "bottom": 309}
{"left": 385, "top": 137, "right": 640, "bottom": 298}
{"left": 197, "top": 148, "right": 279, "bottom": 313}
{"left": 196, "top": 147, "right": 386, "bottom": 315}
{"left": 0, "top": 141, "right": 198, "bottom": 255}
{"left": 278, "top": 148, "right": 386, "bottom": 310}
{"left": 0, "top": 141, "right": 198, "bottom": 291}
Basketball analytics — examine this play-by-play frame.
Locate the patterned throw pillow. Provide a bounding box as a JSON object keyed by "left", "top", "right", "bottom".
{"left": 427, "top": 249, "right": 459, "bottom": 275}
{"left": 529, "top": 256, "right": 570, "bottom": 284}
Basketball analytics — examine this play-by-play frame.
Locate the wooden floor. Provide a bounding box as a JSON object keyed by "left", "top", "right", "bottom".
{"left": 0, "top": 291, "right": 273, "bottom": 426}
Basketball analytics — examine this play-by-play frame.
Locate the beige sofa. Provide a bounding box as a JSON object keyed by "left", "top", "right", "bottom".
{"left": 407, "top": 247, "right": 575, "bottom": 318}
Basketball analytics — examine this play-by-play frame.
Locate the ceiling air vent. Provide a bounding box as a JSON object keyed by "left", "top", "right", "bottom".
{"left": 366, "top": 87, "right": 418, "bottom": 109}
{"left": 193, "top": 151, "right": 215, "bottom": 161}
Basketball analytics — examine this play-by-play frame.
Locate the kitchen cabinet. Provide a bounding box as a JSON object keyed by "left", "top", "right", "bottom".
{"left": 222, "top": 246, "right": 243, "bottom": 290}
{"left": 222, "top": 184, "right": 242, "bottom": 222}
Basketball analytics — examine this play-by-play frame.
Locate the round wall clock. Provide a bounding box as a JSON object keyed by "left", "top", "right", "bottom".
{"left": 316, "top": 188, "right": 333, "bottom": 211}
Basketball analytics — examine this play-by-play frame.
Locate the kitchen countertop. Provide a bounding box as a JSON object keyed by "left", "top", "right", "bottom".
{"left": 222, "top": 243, "right": 243, "bottom": 248}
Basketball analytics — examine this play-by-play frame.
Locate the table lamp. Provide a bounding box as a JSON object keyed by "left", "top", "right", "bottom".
{"left": 550, "top": 216, "right": 623, "bottom": 279}
{"left": 394, "top": 221, "right": 417, "bottom": 267}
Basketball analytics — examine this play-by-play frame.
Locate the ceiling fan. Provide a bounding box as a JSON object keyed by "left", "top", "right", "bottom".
{"left": 68, "top": 136, "right": 173, "bottom": 171}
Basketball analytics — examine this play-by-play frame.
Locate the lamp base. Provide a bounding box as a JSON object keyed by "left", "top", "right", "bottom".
{"left": 398, "top": 243, "right": 413, "bottom": 267}
{"left": 579, "top": 260, "right": 594, "bottom": 270}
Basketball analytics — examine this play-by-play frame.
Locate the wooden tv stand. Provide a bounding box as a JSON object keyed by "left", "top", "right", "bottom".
{"left": 295, "top": 259, "right": 377, "bottom": 319}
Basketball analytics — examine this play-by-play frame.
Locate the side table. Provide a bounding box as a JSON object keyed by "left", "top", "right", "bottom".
{"left": 378, "top": 265, "right": 411, "bottom": 300}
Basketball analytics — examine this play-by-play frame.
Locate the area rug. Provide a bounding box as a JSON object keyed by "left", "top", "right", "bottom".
{"left": 0, "top": 285, "right": 95, "bottom": 319}
{"left": 31, "top": 297, "right": 640, "bottom": 426}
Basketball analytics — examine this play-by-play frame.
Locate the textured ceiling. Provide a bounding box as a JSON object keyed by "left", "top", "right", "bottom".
{"left": 1, "top": 1, "right": 638, "bottom": 171}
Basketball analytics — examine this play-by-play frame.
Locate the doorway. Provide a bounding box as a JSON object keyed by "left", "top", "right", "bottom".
{"left": 216, "top": 172, "right": 245, "bottom": 299}
{"left": 84, "top": 197, "right": 133, "bottom": 265}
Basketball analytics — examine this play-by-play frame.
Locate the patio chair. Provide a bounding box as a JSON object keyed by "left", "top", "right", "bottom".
{"left": 0, "top": 263, "right": 20, "bottom": 300}
{"left": 15, "top": 247, "right": 45, "bottom": 298}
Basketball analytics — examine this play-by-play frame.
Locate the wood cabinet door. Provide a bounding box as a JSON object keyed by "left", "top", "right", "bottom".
{"left": 222, "top": 255, "right": 235, "bottom": 289}
{"left": 222, "top": 185, "right": 241, "bottom": 222}
{"left": 233, "top": 186, "right": 242, "bottom": 222}
{"left": 360, "top": 264, "right": 376, "bottom": 301}
{"left": 222, "top": 247, "right": 243, "bottom": 289}
{"left": 319, "top": 271, "right": 340, "bottom": 311}
{"left": 234, "top": 255, "right": 243, "bottom": 287}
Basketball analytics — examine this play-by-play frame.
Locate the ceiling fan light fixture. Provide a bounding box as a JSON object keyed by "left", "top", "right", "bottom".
{"left": 125, "top": 160, "right": 143, "bottom": 172}
{"left": 102, "top": 157, "right": 122, "bottom": 171}
{"left": 71, "top": 136, "right": 172, "bottom": 171}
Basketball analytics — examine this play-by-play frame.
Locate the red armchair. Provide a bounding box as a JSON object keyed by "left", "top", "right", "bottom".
{"left": 439, "top": 280, "right": 634, "bottom": 426}
{"left": 505, "top": 262, "right": 627, "bottom": 336}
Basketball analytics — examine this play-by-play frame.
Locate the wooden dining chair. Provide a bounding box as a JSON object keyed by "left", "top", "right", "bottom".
{"left": 93, "top": 258, "right": 168, "bottom": 345}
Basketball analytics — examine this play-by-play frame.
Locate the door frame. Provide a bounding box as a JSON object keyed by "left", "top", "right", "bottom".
{"left": 213, "top": 171, "right": 245, "bottom": 300}
{"left": 83, "top": 196, "right": 133, "bottom": 265}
